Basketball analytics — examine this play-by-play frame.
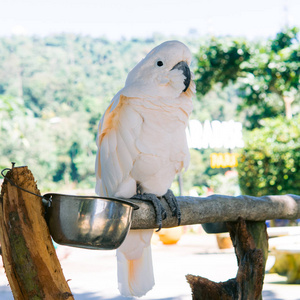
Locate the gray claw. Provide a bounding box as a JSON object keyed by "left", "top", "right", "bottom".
{"left": 131, "top": 193, "right": 166, "bottom": 231}
{"left": 163, "top": 189, "right": 181, "bottom": 226}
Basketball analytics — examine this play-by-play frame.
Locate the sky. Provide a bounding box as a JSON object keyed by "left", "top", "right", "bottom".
{"left": 1, "top": 0, "right": 300, "bottom": 40}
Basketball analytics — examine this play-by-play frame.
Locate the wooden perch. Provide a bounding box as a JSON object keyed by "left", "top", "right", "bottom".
{"left": 1, "top": 165, "right": 298, "bottom": 300}
{"left": 0, "top": 166, "right": 73, "bottom": 300}
{"left": 130, "top": 194, "right": 300, "bottom": 229}
{"left": 130, "top": 193, "right": 298, "bottom": 299}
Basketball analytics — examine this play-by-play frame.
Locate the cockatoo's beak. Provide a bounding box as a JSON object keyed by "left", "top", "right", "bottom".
{"left": 171, "top": 61, "right": 191, "bottom": 92}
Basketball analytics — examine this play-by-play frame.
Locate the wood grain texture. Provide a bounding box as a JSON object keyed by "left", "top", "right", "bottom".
{"left": 0, "top": 166, "right": 73, "bottom": 300}
{"left": 186, "top": 218, "right": 268, "bottom": 300}
{"left": 130, "top": 194, "right": 300, "bottom": 229}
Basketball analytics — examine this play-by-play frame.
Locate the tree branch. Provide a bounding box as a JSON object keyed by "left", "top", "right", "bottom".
{"left": 130, "top": 194, "right": 300, "bottom": 229}
{"left": 0, "top": 166, "right": 74, "bottom": 299}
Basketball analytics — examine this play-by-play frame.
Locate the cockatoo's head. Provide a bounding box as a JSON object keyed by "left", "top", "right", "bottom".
{"left": 124, "top": 40, "right": 195, "bottom": 99}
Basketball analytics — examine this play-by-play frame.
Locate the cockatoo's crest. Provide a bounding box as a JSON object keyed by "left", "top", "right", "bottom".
{"left": 116, "top": 40, "right": 195, "bottom": 101}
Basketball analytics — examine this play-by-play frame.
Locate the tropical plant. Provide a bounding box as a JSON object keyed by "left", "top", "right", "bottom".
{"left": 237, "top": 115, "right": 300, "bottom": 196}
{"left": 195, "top": 27, "right": 300, "bottom": 129}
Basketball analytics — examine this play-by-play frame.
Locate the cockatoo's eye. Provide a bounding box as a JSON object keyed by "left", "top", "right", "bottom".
{"left": 157, "top": 61, "right": 164, "bottom": 67}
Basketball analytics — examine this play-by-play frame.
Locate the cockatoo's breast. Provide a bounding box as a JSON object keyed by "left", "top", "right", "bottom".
{"left": 124, "top": 95, "right": 192, "bottom": 196}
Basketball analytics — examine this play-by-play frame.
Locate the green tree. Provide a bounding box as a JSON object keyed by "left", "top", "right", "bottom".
{"left": 237, "top": 115, "right": 300, "bottom": 196}
{"left": 0, "top": 95, "right": 58, "bottom": 188}
{"left": 195, "top": 27, "right": 300, "bottom": 129}
{"left": 0, "top": 34, "right": 204, "bottom": 191}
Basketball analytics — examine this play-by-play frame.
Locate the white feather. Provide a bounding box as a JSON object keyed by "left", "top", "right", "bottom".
{"left": 117, "top": 230, "right": 154, "bottom": 297}
{"left": 116, "top": 131, "right": 133, "bottom": 175}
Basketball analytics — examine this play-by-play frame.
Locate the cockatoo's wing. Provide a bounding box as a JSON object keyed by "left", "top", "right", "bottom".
{"left": 95, "top": 90, "right": 155, "bottom": 297}
{"left": 95, "top": 90, "right": 141, "bottom": 198}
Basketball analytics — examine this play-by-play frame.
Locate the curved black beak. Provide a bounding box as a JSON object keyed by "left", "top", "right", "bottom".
{"left": 171, "top": 61, "right": 191, "bottom": 92}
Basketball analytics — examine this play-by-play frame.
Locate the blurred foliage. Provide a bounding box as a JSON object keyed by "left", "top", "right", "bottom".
{"left": 0, "top": 34, "right": 207, "bottom": 191}
{"left": 237, "top": 115, "right": 300, "bottom": 196}
{"left": 207, "top": 171, "right": 241, "bottom": 196}
{"left": 194, "top": 27, "right": 300, "bottom": 198}
{"left": 0, "top": 30, "right": 299, "bottom": 198}
{"left": 195, "top": 38, "right": 251, "bottom": 95}
{"left": 195, "top": 27, "right": 300, "bottom": 129}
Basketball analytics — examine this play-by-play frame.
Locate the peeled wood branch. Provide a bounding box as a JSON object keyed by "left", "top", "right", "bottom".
{"left": 0, "top": 166, "right": 73, "bottom": 300}
{"left": 131, "top": 194, "right": 300, "bottom": 229}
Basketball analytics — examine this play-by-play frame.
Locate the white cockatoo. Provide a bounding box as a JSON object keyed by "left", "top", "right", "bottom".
{"left": 95, "top": 40, "right": 195, "bottom": 297}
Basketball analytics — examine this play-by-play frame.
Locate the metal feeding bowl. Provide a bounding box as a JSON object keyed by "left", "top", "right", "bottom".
{"left": 42, "top": 193, "right": 139, "bottom": 250}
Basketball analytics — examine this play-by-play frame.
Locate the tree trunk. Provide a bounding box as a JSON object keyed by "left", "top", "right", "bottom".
{"left": 283, "top": 95, "right": 294, "bottom": 120}
{"left": 0, "top": 166, "right": 73, "bottom": 300}
{"left": 186, "top": 218, "right": 268, "bottom": 300}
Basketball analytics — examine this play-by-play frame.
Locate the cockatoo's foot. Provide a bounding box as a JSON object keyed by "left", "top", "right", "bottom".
{"left": 162, "top": 189, "right": 181, "bottom": 226}
{"left": 131, "top": 193, "right": 167, "bottom": 231}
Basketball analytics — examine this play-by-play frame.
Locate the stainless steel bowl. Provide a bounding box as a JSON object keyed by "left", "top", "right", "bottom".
{"left": 43, "top": 193, "right": 139, "bottom": 250}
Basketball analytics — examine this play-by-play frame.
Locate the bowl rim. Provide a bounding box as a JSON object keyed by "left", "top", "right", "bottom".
{"left": 42, "top": 193, "right": 139, "bottom": 210}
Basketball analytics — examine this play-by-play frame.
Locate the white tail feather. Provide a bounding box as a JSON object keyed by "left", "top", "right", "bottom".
{"left": 117, "top": 230, "right": 154, "bottom": 297}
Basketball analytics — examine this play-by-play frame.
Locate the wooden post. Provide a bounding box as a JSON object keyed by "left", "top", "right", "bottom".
{"left": 0, "top": 166, "right": 298, "bottom": 299}
{"left": 0, "top": 166, "right": 73, "bottom": 300}
{"left": 186, "top": 218, "right": 268, "bottom": 300}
